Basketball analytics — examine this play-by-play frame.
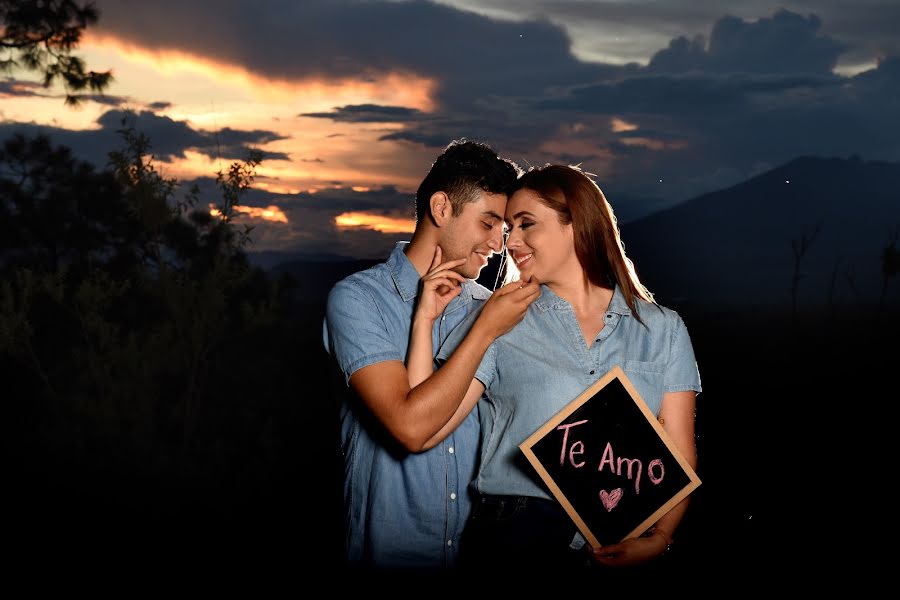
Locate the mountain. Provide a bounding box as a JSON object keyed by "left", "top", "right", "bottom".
{"left": 621, "top": 156, "right": 900, "bottom": 309}
{"left": 269, "top": 257, "right": 381, "bottom": 305}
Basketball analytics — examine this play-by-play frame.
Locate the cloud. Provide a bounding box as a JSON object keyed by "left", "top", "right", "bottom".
{"left": 93, "top": 0, "right": 611, "bottom": 113}
{"left": 647, "top": 9, "right": 846, "bottom": 74}
{"left": 0, "top": 78, "right": 49, "bottom": 98}
{"left": 0, "top": 108, "right": 291, "bottom": 166}
{"left": 301, "top": 104, "right": 425, "bottom": 123}
{"left": 206, "top": 184, "right": 418, "bottom": 259}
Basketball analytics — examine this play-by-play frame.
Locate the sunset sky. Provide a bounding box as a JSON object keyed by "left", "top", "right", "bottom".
{"left": 3, "top": 0, "right": 899, "bottom": 260}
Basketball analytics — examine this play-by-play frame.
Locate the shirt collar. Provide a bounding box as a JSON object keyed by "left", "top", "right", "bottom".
{"left": 388, "top": 242, "right": 420, "bottom": 302}
{"left": 387, "top": 241, "right": 491, "bottom": 304}
{"left": 534, "top": 283, "right": 632, "bottom": 316}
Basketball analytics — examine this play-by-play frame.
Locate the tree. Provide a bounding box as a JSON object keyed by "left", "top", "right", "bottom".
{"left": 0, "top": 130, "right": 292, "bottom": 472}
{"left": 790, "top": 222, "right": 821, "bottom": 318}
{"left": 1, "top": 0, "right": 112, "bottom": 104}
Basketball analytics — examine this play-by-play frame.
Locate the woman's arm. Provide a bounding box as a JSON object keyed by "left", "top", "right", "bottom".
{"left": 350, "top": 246, "right": 539, "bottom": 453}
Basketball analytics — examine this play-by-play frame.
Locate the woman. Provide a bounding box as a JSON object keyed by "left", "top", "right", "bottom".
{"left": 408, "top": 164, "right": 702, "bottom": 571}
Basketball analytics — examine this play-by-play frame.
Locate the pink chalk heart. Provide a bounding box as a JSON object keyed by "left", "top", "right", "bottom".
{"left": 599, "top": 488, "right": 624, "bottom": 512}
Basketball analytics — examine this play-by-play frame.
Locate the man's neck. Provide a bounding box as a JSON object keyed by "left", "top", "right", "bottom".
{"left": 404, "top": 230, "right": 442, "bottom": 278}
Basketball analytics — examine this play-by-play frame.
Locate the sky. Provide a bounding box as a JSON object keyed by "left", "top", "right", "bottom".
{"left": 2, "top": 0, "right": 899, "bottom": 260}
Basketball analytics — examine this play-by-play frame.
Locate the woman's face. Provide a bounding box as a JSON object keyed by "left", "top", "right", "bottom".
{"left": 504, "top": 188, "right": 577, "bottom": 284}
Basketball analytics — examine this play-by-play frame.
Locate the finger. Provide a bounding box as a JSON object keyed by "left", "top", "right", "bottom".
{"left": 427, "top": 258, "right": 468, "bottom": 277}
{"left": 495, "top": 279, "right": 525, "bottom": 294}
{"left": 424, "top": 276, "right": 462, "bottom": 291}
{"left": 508, "top": 280, "right": 540, "bottom": 299}
{"left": 438, "top": 286, "right": 463, "bottom": 300}
{"left": 426, "top": 270, "right": 466, "bottom": 285}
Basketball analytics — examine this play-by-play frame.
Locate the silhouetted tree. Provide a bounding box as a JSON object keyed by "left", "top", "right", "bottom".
{"left": 1, "top": 0, "right": 111, "bottom": 104}
{"left": 790, "top": 222, "right": 821, "bottom": 318}
{"left": 0, "top": 130, "right": 292, "bottom": 475}
{"left": 881, "top": 224, "right": 900, "bottom": 308}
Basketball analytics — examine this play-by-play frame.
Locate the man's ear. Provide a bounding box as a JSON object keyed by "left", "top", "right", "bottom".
{"left": 429, "top": 192, "right": 452, "bottom": 226}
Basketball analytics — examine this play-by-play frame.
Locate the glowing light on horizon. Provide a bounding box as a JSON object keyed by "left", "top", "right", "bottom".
{"left": 209, "top": 203, "right": 288, "bottom": 223}
{"left": 335, "top": 212, "right": 415, "bottom": 234}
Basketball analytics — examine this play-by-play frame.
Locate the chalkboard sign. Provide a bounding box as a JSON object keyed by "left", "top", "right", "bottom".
{"left": 519, "top": 366, "right": 700, "bottom": 548}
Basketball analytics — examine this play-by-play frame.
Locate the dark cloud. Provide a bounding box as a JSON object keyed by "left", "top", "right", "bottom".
{"left": 301, "top": 104, "right": 425, "bottom": 123}
{"left": 0, "top": 109, "right": 290, "bottom": 166}
{"left": 0, "top": 78, "right": 134, "bottom": 106}
{"left": 148, "top": 101, "right": 172, "bottom": 110}
{"left": 94, "top": 0, "right": 611, "bottom": 112}
{"left": 78, "top": 93, "right": 131, "bottom": 106}
{"left": 647, "top": 10, "right": 846, "bottom": 74}
{"left": 0, "top": 78, "right": 48, "bottom": 98}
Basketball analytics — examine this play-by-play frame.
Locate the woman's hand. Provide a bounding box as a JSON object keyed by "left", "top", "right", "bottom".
{"left": 589, "top": 530, "right": 669, "bottom": 568}
{"left": 415, "top": 246, "right": 467, "bottom": 323}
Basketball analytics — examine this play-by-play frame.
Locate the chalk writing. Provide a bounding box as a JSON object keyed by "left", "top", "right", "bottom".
{"left": 557, "top": 419, "right": 665, "bottom": 498}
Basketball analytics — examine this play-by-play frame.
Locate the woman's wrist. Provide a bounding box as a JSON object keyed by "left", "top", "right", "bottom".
{"left": 650, "top": 527, "right": 673, "bottom": 555}
{"left": 641, "top": 527, "right": 673, "bottom": 556}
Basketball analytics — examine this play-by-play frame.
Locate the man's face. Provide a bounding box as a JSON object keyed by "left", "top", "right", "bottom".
{"left": 439, "top": 190, "right": 507, "bottom": 280}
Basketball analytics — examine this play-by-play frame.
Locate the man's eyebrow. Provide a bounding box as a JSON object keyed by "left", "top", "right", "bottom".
{"left": 482, "top": 210, "right": 504, "bottom": 221}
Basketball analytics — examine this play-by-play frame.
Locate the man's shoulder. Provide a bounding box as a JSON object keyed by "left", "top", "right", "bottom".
{"left": 328, "top": 261, "right": 392, "bottom": 302}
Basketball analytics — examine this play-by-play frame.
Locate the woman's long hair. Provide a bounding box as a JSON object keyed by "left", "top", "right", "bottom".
{"left": 503, "top": 164, "right": 655, "bottom": 323}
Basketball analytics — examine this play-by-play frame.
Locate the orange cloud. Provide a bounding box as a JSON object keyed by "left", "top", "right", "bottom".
{"left": 335, "top": 212, "right": 415, "bottom": 234}
{"left": 84, "top": 33, "right": 438, "bottom": 111}
{"left": 209, "top": 203, "right": 288, "bottom": 223}
{"left": 610, "top": 117, "right": 639, "bottom": 133}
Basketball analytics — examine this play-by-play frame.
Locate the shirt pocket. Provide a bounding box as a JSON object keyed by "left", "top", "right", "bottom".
{"left": 621, "top": 359, "right": 665, "bottom": 415}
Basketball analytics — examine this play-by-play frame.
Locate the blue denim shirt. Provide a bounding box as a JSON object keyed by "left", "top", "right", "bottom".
{"left": 322, "top": 242, "right": 487, "bottom": 569}
{"left": 437, "top": 284, "right": 702, "bottom": 500}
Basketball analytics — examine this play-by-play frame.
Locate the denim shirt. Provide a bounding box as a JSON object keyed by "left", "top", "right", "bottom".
{"left": 437, "top": 284, "right": 702, "bottom": 500}
{"left": 322, "top": 242, "right": 487, "bottom": 569}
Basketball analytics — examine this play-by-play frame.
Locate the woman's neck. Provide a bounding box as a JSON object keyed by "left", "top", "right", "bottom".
{"left": 548, "top": 276, "right": 614, "bottom": 316}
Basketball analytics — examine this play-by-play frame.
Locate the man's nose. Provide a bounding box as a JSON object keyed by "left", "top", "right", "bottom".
{"left": 487, "top": 227, "right": 503, "bottom": 252}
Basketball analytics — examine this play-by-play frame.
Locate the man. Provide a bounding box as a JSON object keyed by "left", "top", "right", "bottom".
{"left": 323, "top": 140, "right": 530, "bottom": 569}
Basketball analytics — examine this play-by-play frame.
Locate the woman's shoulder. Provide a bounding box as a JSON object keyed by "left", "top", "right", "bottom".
{"left": 632, "top": 297, "right": 686, "bottom": 329}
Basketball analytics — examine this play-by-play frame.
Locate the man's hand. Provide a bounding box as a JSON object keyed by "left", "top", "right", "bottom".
{"left": 415, "top": 246, "right": 467, "bottom": 323}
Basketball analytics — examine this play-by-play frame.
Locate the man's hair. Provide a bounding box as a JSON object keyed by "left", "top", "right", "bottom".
{"left": 415, "top": 139, "right": 520, "bottom": 223}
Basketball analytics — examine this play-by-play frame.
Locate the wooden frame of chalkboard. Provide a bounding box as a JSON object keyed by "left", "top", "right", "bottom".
{"left": 519, "top": 365, "right": 701, "bottom": 549}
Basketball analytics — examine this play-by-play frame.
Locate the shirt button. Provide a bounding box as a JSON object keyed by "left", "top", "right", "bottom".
{"left": 448, "top": 446, "right": 454, "bottom": 454}
{"left": 447, "top": 540, "right": 453, "bottom": 546}
{"left": 589, "top": 370, "right": 595, "bottom": 375}
{"left": 450, "top": 492, "right": 457, "bottom": 500}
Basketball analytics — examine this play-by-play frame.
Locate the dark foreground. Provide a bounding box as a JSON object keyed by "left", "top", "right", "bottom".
{"left": 5, "top": 295, "right": 892, "bottom": 585}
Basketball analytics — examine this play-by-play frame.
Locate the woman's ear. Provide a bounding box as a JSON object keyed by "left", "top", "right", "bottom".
{"left": 429, "top": 192, "right": 451, "bottom": 226}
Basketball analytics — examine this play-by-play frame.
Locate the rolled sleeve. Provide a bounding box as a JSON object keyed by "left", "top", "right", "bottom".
{"left": 324, "top": 280, "right": 403, "bottom": 385}
{"left": 664, "top": 314, "right": 702, "bottom": 394}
